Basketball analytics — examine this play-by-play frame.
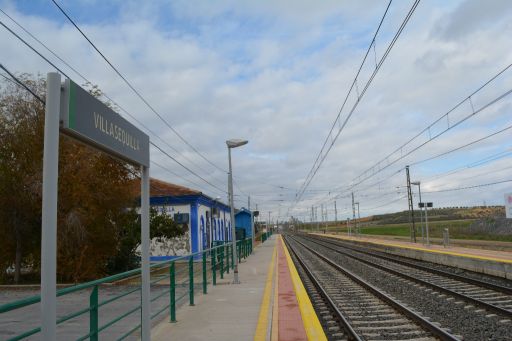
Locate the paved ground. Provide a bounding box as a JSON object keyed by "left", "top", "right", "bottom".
{"left": 0, "top": 274, "right": 206, "bottom": 340}
{"left": 152, "top": 236, "right": 276, "bottom": 341}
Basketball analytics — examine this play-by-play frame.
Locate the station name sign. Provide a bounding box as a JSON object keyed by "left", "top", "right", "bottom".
{"left": 59, "top": 79, "right": 149, "bottom": 167}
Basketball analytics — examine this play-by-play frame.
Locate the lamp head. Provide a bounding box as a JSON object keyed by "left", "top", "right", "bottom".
{"left": 226, "top": 139, "right": 248, "bottom": 148}
{"left": 411, "top": 181, "right": 421, "bottom": 186}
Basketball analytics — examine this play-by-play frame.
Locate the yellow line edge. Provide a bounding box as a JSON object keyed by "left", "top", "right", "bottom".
{"left": 280, "top": 235, "right": 328, "bottom": 341}
{"left": 254, "top": 241, "right": 277, "bottom": 341}
{"left": 316, "top": 233, "right": 512, "bottom": 264}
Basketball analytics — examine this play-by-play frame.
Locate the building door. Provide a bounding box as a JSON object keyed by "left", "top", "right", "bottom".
{"left": 201, "top": 216, "right": 207, "bottom": 250}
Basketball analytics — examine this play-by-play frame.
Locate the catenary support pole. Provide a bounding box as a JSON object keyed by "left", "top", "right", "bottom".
{"left": 351, "top": 192, "right": 356, "bottom": 236}
{"left": 425, "top": 204, "right": 430, "bottom": 247}
{"left": 406, "top": 165, "right": 417, "bottom": 242}
{"left": 41, "top": 72, "right": 61, "bottom": 341}
{"left": 334, "top": 201, "right": 337, "bottom": 224}
{"left": 141, "top": 166, "right": 151, "bottom": 340}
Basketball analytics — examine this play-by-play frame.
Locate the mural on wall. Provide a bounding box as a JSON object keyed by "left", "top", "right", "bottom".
{"left": 150, "top": 223, "right": 191, "bottom": 256}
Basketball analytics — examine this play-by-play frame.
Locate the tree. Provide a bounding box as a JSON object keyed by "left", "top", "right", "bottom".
{"left": 0, "top": 75, "right": 184, "bottom": 283}
{"left": 106, "top": 207, "right": 186, "bottom": 273}
{"left": 0, "top": 75, "right": 45, "bottom": 283}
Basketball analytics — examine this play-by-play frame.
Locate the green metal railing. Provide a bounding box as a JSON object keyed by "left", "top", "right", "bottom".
{"left": 0, "top": 238, "right": 255, "bottom": 340}
{"left": 261, "top": 230, "right": 273, "bottom": 243}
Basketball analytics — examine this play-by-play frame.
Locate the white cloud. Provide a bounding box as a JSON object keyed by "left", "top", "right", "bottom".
{"left": 1, "top": 0, "right": 511, "bottom": 221}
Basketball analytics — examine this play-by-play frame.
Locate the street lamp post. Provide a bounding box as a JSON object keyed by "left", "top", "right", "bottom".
{"left": 419, "top": 202, "right": 433, "bottom": 246}
{"left": 226, "top": 139, "right": 248, "bottom": 284}
{"left": 411, "top": 182, "right": 423, "bottom": 244}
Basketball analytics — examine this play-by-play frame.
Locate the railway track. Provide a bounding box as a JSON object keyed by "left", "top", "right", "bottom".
{"left": 284, "top": 235, "right": 459, "bottom": 341}
{"left": 300, "top": 234, "right": 512, "bottom": 317}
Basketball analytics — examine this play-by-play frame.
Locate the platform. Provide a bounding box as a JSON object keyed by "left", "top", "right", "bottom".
{"left": 152, "top": 235, "right": 327, "bottom": 341}
{"left": 314, "top": 233, "right": 512, "bottom": 279}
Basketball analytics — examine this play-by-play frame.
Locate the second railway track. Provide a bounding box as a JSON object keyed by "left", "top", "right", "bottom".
{"left": 284, "top": 235, "right": 459, "bottom": 341}
{"left": 302, "top": 234, "right": 512, "bottom": 316}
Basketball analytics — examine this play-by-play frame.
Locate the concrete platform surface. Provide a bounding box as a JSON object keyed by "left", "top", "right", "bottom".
{"left": 152, "top": 236, "right": 276, "bottom": 341}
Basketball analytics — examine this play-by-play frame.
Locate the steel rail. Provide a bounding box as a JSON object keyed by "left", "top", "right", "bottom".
{"left": 288, "top": 235, "right": 460, "bottom": 341}
{"left": 283, "top": 236, "right": 362, "bottom": 341}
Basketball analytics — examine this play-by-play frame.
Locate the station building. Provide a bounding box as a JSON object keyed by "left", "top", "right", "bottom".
{"left": 234, "top": 208, "right": 253, "bottom": 240}
{"left": 146, "top": 179, "right": 232, "bottom": 261}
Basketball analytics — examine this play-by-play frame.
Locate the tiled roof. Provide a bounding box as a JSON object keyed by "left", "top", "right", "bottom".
{"left": 150, "top": 178, "right": 201, "bottom": 197}
{"left": 131, "top": 178, "right": 202, "bottom": 197}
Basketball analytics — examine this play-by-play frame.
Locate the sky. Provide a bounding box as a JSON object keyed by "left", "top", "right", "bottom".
{"left": 1, "top": 0, "right": 511, "bottom": 222}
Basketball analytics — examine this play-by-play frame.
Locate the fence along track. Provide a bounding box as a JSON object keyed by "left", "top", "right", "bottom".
{"left": 284, "top": 235, "right": 458, "bottom": 341}
{"left": 301, "top": 234, "right": 512, "bottom": 317}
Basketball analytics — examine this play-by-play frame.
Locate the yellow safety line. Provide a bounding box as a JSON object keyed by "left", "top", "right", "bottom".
{"left": 318, "top": 233, "right": 512, "bottom": 264}
{"left": 280, "top": 236, "right": 327, "bottom": 341}
{"left": 254, "top": 242, "right": 277, "bottom": 341}
{"left": 271, "top": 250, "right": 279, "bottom": 341}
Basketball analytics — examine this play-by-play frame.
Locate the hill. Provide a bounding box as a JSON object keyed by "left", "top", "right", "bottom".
{"left": 367, "top": 206, "right": 505, "bottom": 225}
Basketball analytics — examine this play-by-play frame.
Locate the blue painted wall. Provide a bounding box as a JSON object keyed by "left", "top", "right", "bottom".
{"left": 235, "top": 209, "right": 252, "bottom": 238}
{"left": 149, "top": 193, "right": 232, "bottom": 260}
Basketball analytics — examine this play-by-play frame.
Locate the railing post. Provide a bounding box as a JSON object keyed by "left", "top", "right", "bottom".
{"left": 90, "top": 285, "right": 98, "bottom": 341}
{"left": 238, "top": 241, "right": 241, "bottom": 263}
{"left": 220, "top": 246, "right": 224, "bottom": 279}
{"left": 202, "top": 252, "right": 207, "bottom": 294}
{"left": 189, "top": 256, "right": 194, "bottom": 306}
{"left": 211, "top": 248, "right": 217, "bottom": 286}
{"left": 225, "top": 244, "right": 229, "bottom": 274}
{"left": 231, "top": 243, "right": 234, "bottom": 269}
{"left": 170, "top": 262, "right": 176, "bottom": 322}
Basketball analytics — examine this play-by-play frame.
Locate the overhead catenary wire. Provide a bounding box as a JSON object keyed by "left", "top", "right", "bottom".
{"left": 421, "top": 147, "right": 512, "bottom": 183}
{"left": 296, "top": 0, "right": 421, "bottom": 203}
{"left": 0, "top": 60, "right": 230, "bottom": 200}
{"left": 294, "top": 119, "right": 512, "bottom": 218}
{"left": 321, "top": 85, "right": 512, "bottom": 208}
{"left": 0, "top": 63, "right": 45, "bottom": 103}
{"left": 0, "top": 14, "right": 240, "bottom": 200}
{"left": 0, "top": 9, "right": 235, "bottom": 190}
{"left": 150, "top": 141, "right": 227, "bottom": 195}
{"left": 304, "top": 81, "right": 512, "bottom": 216}
{"left": 345, "top": 61, "right": 512, "bottom": 191}
{"left": 423, "top": 179, "right": 512, "bottom": 194}
{"left": 410, "top": 124, "right": 512, "bottom": 167}
{"left": 1, "top": 5, "right": 381, "bottom": 210}
{"left": 51, "top": 0, "right": 229, "bottom": 176}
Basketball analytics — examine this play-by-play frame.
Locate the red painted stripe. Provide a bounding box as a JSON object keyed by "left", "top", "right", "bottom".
{"left": 277, "top": 240, "right": 308, "bottom": 341}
